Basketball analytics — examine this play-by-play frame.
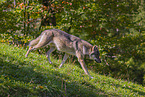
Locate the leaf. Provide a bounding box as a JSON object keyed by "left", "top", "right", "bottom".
{"left": 39, "top": 85, "right": 43, "bottom": 89}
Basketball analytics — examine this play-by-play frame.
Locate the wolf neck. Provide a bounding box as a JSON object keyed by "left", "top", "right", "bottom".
{"left": 82, "top": 40, "right": 93, "bottom": 55}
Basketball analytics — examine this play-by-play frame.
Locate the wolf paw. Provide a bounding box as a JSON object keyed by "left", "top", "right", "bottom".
{"left": 89, "top": 76, "right": 94, "bottom": 79}
{"left": 90, "top": 76, "right": 94, "bottom": 79}
{"left": 25, "top": 54, "right": 28, "bottom": 58}
{"left": 49, "top": 62, "right": 53, "bottom": 64}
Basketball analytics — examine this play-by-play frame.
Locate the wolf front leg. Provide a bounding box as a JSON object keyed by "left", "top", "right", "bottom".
{"left": 78, "top": 59, "right": 93, "bottom": 78}
{"left": 25, "top": 46, "right": 33, "bottom": 57}
{"left": 76, "top": 51, "right": 93, "bottom": 78}
{"left": 46, "top": 47, "right": 56, "bottom": 64}
{"left": 59, "top": 54, "right": 69, "bottom": 68}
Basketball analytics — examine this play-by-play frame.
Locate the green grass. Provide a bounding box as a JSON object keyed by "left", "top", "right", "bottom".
{"left": 0, "top": 43, "right": 145, "bottom": 97}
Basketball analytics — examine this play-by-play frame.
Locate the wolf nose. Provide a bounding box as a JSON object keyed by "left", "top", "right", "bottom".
{"left": 95, "top": 59, "right": 101, "bottom": 63}
{"left": 97, "top": 60, "right": 101, "bottom": 63}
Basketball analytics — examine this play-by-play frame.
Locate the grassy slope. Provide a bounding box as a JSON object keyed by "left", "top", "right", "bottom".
{"left": 0, "top": 43, "right": 145, "bottom": 97}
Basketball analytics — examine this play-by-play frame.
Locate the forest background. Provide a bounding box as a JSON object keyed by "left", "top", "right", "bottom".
{"left": 0, "top": 0, "right": 145, "bottom": 86}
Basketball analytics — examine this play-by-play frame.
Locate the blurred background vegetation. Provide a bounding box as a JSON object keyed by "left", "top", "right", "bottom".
{"left": 0, "top": 0, "right": 145, "bottom": 86}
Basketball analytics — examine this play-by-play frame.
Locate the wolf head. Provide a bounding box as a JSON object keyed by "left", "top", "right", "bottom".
{"left": 89, "top": 46, "right": 101, "bottom": 63}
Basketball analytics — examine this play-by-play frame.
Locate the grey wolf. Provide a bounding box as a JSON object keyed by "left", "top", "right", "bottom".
{"left": 25, "top": 29, "right": 101, "bottom": 78}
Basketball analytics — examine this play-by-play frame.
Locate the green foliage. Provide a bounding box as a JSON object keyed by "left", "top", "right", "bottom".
{"left": 0, "top": 43, "right": 145, "bottom": 96}
{"left": 0, "top": 0, "right": 145, "bottom": 86}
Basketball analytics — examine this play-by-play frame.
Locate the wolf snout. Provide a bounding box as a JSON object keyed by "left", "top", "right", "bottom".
{"left": 94, "top": 58, "right": 101, "bottom": 63}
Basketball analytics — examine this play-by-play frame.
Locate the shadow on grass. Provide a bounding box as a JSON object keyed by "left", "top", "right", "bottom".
{"left": 1, "top": 50, "right": 144, "bottom": 97}
{"left": 0, "top": 53, "right": 109, "bottom": 97}
{"left": 115, "top": 83, "right": 145, "bottom": 96}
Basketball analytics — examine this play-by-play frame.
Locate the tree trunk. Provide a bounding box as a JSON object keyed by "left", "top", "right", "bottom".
{"left": 39, "top": 0, "right": 56, "bottom": 30}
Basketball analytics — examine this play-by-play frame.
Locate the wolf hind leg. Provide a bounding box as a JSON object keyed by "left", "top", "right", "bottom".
{"left": 25, "top": 32, "right": 53, "bottom": 57}
{"left": 25, "top": 46, "right": 33, "bottom": 57}
{"left": 25, "top": 36, "right": 42, "bottom": 57}
{"left": 46, "top": 47, "right": 56, "bottom": 64}
{"left": 32, "top": 33, "right": 52, "bottom": 49}
{"left": 59, "top": 54, "right": 69, "bottom": 68}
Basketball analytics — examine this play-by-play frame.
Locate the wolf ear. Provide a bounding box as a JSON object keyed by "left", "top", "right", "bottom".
{"left": 92, "top": 45, "right": 98, "bottom": 51}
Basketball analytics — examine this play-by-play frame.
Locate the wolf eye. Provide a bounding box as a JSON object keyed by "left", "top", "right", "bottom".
{"left": 90, "top": 53, "right": 95, "bottom": 56}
